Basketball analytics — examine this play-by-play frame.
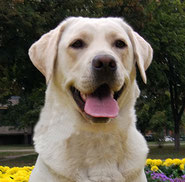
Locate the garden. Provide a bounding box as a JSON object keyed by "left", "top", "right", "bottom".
{"left": 145, "top": 159, "right": 185, "bottom": 182}
{"left": 0, "top": 159, "right": 185, "bottom": 182}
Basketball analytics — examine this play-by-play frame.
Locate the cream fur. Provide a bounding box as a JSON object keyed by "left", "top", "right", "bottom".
{"left": 28, "top": 17, "right": 153, "bottom": 182}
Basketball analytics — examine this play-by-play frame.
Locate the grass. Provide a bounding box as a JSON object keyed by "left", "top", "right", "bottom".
{"left": 0, "top": 154, "right": 38, "bottom": 167}
{"left": 0, "top": 152, "right": 34, "bottom": 158}
{"left": 0, "top": 143, "right": 185, "bottom": 167}
{"left": 148, "top": 145, "right": 185, "bottom": 159}
{"left": 0, "top": 145, "right": 34, "bottom": 150}
{"left": 148, "top": 141, "right": 185, "bottom": 146}
{"left": 0, "top": 145, "right": 36, "bottom": 167}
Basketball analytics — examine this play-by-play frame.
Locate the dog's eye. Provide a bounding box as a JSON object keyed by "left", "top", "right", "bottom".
{"left": 114, "top": 40, "right": 127, "bottom": 49}
{"left": 70, "top": 39, "right": 86, "bottom": 49}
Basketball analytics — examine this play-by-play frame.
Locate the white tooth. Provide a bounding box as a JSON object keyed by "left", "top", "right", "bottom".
{"left": 80, "top": 93, "right": 87, "bottom": 102}
{"left": 111, "top": 90, "right": 114, "bottom": 98}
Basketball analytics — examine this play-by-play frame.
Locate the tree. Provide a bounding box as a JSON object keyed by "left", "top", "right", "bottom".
{"left": 1, "top": 87, "right": 45, "bottom": 142}
{"left": 142, "top": 0, "right": 185, "bottom": 150}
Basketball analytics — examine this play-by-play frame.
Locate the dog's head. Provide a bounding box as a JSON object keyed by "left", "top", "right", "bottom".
{"left": 29, "top": 17, "right": 153, "bottom": 123}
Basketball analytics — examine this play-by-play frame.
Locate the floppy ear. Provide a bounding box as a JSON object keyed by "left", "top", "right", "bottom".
{"left": 28, "top": 22, "right": 66, "bottom": 84}
{"left": 129, "top": 31, "right": 153, "bottom": 84}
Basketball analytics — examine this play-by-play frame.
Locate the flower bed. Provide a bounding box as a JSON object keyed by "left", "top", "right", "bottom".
{"left": 0, "top": 159, "right": 185, "bottom": 182}
{"left": 0, "top": 166, "right": 33, "bottom": 182}
{"left": 146, "top": 158, "right": 185, "bottom": 181}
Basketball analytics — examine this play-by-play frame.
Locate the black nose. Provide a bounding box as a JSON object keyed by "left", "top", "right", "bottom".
{"left": 92, "top": 55, "right": 117, "bottom": 72}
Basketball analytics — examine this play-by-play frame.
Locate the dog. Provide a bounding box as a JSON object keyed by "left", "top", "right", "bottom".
{"left": 28, "top": 17, "right": 153, "bottom": 182}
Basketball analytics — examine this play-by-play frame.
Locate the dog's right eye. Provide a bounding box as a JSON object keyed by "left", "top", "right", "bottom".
{"left": 70, "top": 39, "right": 86, "bottom": 49}
{"left": 114, "top": 40, "right": 127, "bottom": 49}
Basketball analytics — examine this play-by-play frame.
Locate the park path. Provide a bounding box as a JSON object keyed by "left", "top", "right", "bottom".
{"left": 0, "top": 152, "right": 36, "bottom": 162}
{"left": 0, "top": 148, "right": 36, "bottom": 162}
{"left": 0, "top": 149, "right": 35, "bottom": 152}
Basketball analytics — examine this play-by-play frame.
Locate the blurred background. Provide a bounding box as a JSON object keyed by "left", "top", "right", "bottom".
{"left": 0, "top": 0, "right": 184, "bottom": 166}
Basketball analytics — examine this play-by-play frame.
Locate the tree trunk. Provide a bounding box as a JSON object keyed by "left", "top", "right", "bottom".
{"left": 169, "top": 80, "right": 180, "bottom": 151}
{"left": 30, "top": 124, "right": 34, "bottom": 145}
{"left": 174, "top": 118, "right": 180, "bottom": 150}
{"left": 167, "top": 58, "right": 180, "bottom": 151}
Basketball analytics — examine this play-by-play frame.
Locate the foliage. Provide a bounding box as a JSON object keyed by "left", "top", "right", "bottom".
{"left": 1, "top": 87, "right": 45, "bottom": 129}
{"left": 150, "top": 111, "right": 167, "bottom": 146}
{"left": 139, "top": 0, "right": 185, "bottom": 149}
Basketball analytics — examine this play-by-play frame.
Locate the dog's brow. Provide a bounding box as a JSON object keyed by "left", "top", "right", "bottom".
{"left": 78, "top": 32, "right": 91, "bottom": 39}
{"left": 69, "top": 31, "right": 93, "bottom": 44}
{"left": 105, "top": 31, "right": 127, "bottom": 43}
{"left": 106, "top": 32, "right": 121, "bottom": 39}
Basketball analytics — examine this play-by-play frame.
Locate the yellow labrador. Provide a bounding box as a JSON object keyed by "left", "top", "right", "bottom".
{"left": 28, "top": 17, "right": 153, "bottom": 182}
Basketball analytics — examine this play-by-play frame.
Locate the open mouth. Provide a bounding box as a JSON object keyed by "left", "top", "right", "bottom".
{"left": 70, "top": 84, "right": 125, "bottom": 122}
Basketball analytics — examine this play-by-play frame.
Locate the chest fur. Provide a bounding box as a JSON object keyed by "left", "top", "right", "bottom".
{"left": 64, "top": 131, "right": 126, "bottom": 167}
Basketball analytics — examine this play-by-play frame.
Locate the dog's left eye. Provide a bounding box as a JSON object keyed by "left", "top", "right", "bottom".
{"left": 70, "top": 39, "right": 86, "bottom": 49}
{"left": 114, "top": 40, "right": 127, "bottom": 49}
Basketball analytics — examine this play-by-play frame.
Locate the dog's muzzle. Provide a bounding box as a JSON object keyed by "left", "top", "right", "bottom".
{"left": 70, "top": 54, "right": 125, "bottom": 123}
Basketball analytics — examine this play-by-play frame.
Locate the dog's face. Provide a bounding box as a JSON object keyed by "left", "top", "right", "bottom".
{"left": 29, "top": 17, "right": 153, "bottom": 123}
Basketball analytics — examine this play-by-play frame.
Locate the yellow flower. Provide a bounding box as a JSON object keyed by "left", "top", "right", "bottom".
{"left": 180, "top": 164, "right": 184, "bottom": 171}
{"left": 6, "top": 167, "right": 19, "bottom": 175}
{"left": 0, "top": 177, "right": 12, "bottom": 182}
{"left": 181, "top": 158, "right": 185, "bottom": 164}
{"left": 172, "top": 158, "right": 181, "bottom": 165}
{"left": 163, "top": 158, "right": 173, "bottom": 167}
{"left": 0, "top": 167, "right": 10, "bottom": 174}
{"left": 146, "top": 158, "right": 153, "bottom": 166}
{"left": 153, "top": 159, "right": 163, "bottom": 166}
{"left": 151, "top": 166, "right": 159, "bottom": 172}
{"left": 14, "top": 175, "right": 27, "bottom": 182}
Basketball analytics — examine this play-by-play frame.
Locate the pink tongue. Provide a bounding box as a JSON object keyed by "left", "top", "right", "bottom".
{"left": 84, "top": 94, "right": 119, "bottom": 118}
